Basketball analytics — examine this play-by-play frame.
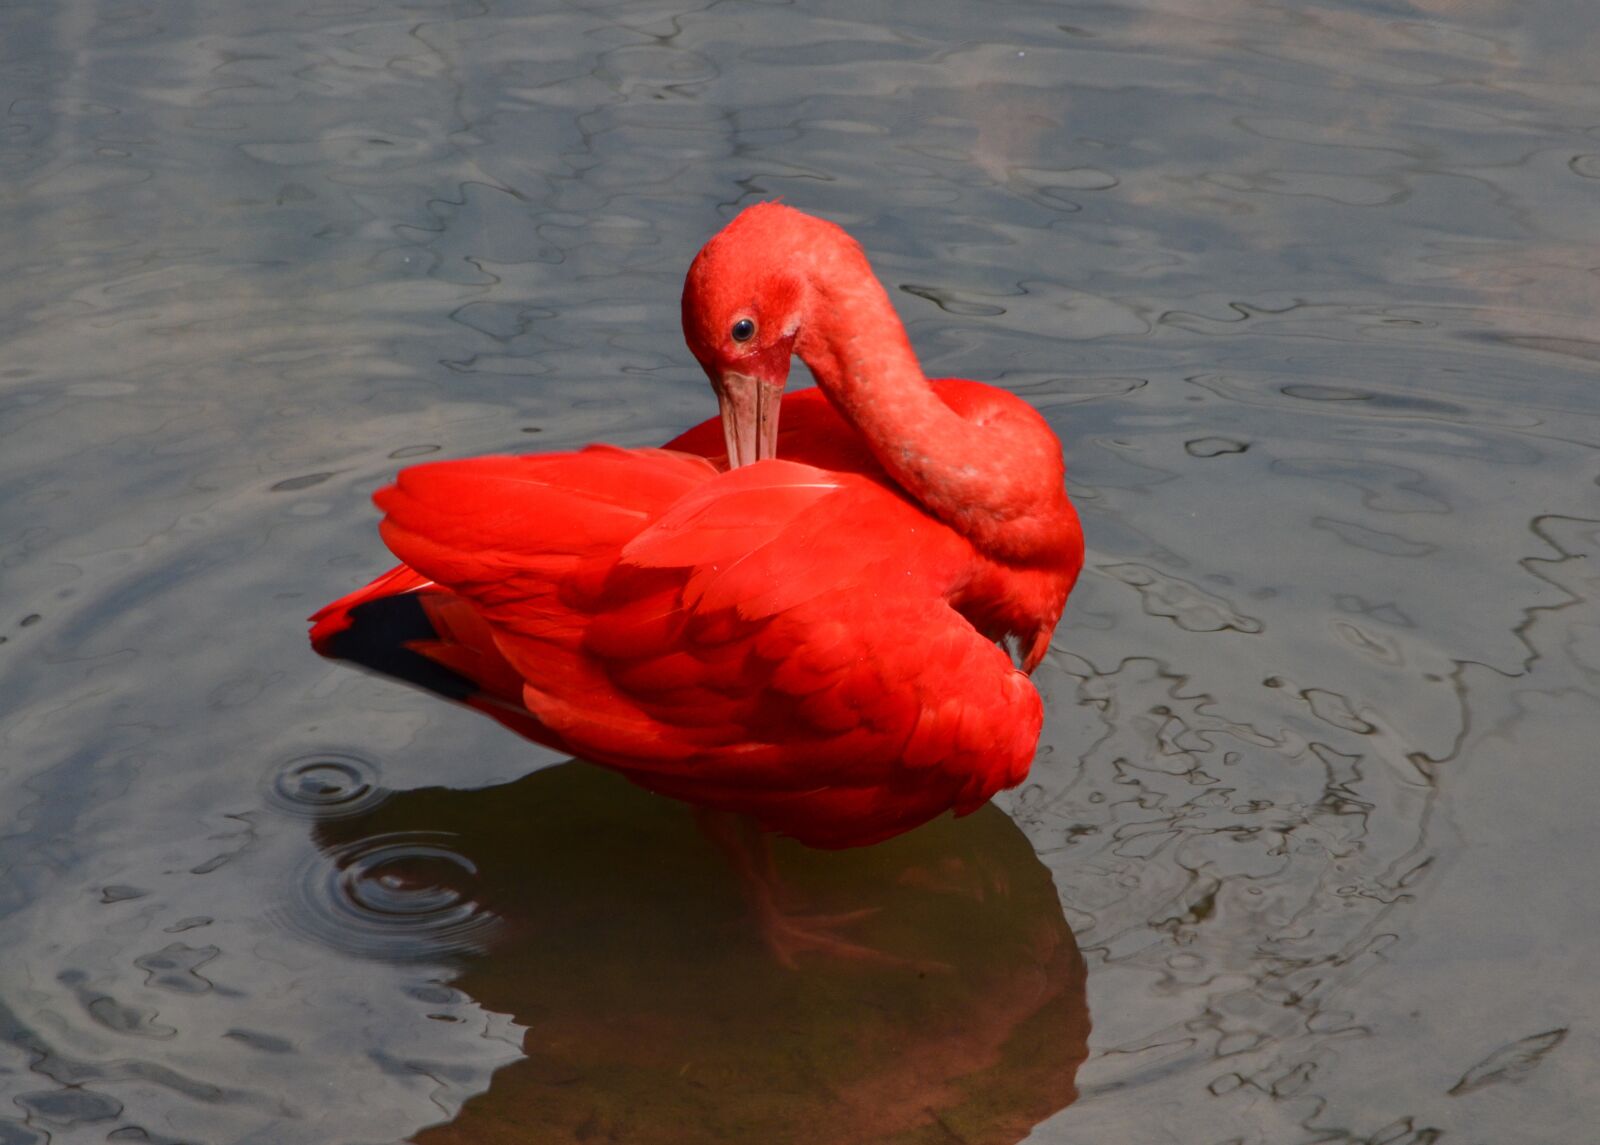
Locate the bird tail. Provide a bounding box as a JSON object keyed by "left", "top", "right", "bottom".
{"left": 309, "top": 567, "right": 569, "bottom": 751}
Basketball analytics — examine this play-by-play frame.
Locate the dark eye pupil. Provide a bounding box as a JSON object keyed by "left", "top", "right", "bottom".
{"left": 731, "top": 318, "right": 756, "bottom": 343}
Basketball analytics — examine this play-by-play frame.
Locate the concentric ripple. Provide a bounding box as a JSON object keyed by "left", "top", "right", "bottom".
{"left": 280, "top": 832, "right": 498, "bottom": 962}
{"left": 266, "top": 753, "right": 383, "bottom": 819}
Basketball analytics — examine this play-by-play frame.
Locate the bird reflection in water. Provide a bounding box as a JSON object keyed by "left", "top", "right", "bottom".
{"left": 308, "top": 764, "right": 1089, "bottom": 1144}
{"left": 305, "top": 204, "right": 1089, "bottom": 1139}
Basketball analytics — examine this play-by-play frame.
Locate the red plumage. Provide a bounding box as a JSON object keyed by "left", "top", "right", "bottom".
{"left": 313, "top": 206, "right": 1083, "bottom": 848}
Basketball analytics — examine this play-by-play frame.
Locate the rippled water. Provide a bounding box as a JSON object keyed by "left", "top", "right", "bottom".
{"left": 3, "top": 0, "right": 1598, "bottom": 1141}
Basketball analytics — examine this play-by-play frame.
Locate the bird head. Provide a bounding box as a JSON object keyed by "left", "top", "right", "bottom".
{"left": 681, "top": 203, "right": 845, "bottom": 467}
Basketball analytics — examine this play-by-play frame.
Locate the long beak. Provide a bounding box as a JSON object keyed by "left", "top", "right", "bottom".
{"left": 713, "top": 370, "right": 783, "bottom": 468}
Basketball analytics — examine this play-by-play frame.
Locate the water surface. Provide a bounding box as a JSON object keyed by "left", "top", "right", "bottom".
{"left": 2, "top": 0, "right": 1597, "bottom": 1141}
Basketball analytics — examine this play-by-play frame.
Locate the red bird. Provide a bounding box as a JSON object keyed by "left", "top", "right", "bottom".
{"left": 312, "top": 204, "right": 1083, "bottom": 849}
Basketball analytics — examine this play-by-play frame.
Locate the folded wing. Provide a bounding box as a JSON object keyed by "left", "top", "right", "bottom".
{"left": 321, "top": 441, "right": 1041, "bottom": 846}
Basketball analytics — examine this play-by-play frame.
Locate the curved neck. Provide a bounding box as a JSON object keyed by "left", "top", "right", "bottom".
{"left": 793, "top": 246, "right": 1065, "bottom": 563}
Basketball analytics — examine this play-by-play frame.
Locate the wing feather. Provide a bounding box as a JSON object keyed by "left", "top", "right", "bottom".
{"left": 340, "top": 434, "right": 1043, "bottom": 846}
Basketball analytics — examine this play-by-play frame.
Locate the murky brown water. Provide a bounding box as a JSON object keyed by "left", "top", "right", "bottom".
{"left": 2, "top": 0, "right": 1597, "bottom": 1141}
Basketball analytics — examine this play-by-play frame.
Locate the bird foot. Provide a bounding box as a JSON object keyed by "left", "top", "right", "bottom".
{"left": 694, "top": 808, "right": 952, "bottom": 974}
{"left": 756, "top": 903, "right": 951, "bottom": 975}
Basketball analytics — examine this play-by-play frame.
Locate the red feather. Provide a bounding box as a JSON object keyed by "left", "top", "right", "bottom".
{"left": 313, "top": 206, "right": 1083, "bottom": 848}
{"left": 313, "top": 389, "right": 1068, "bottom": 847}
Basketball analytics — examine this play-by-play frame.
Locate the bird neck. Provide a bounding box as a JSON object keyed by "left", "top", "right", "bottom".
{"left": 794, "top": 249, "right": 1067, "bottom": 564}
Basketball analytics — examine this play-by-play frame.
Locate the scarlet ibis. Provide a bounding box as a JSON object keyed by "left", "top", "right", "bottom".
{"left": 312, "top": 203, "right": 1083, "bottom": 849}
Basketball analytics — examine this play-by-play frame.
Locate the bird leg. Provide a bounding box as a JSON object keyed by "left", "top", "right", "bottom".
{"left": 692, "top": 808, "right": 949, "bottom": 973}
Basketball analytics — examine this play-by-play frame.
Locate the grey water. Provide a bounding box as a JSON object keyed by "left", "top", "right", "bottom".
{"left": 2, "top": 0, "right": 1598, "bottom": 1141}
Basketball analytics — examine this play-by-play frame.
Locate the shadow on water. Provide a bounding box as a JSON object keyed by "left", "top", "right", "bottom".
{"left": 304, "top": 765, "right": 1088, "bottom": 1145}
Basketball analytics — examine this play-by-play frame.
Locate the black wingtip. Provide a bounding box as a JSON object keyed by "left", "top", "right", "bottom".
{"left": 316, "top": 593, "right": 477, "bottom": 704}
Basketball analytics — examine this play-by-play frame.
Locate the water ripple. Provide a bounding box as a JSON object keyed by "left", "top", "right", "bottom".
{"left": 265, "top": 753, "right": 384, "bottom": 820}
{"left": 281, "top": 831, "right": 498, "bottom": 963}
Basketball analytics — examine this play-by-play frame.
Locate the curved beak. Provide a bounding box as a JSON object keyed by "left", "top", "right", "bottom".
{"left": 712, "top": 370, "right": 783, "bottom": 468}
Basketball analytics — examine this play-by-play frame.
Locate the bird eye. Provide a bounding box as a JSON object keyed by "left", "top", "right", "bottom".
{"left": 730, "top": 318, "right": 756, "bottom": 343}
